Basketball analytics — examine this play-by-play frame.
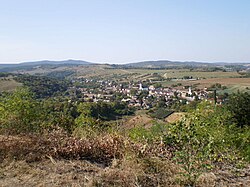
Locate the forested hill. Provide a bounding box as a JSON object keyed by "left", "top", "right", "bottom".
{"left": 0, "top": 60, "right": 94, "bottom": 72}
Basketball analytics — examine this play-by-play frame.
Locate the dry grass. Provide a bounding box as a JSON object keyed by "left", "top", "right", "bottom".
{"left": 1, "top": 129, "right": 249, "bottom": 186}
{"left": 165, "top": 112, "right": 184, "bottom": 123}
{"left": 192, "top": 77, "right": 250, "bottom": 87}
{"left": 124, "top": 114, "right": 154, "bottom": 129}
{"left": 0, "top": 157, "right": 182, "bottom": 187}
{"left": 0, "top": 78, "right": 22, "bottom": 92}
{"left": 190, "top": 77, "right": 250, "bottom": 93}
{"left": 0, "top": 129, "right": 183, "bottom": 187}
{"left": 0, "top": 159, "right": 100, "bottom": 187}
{"left": 94, "top": 157, "right": 181, "bottom": 187}
{"left": 162, "top": 77, "right": 250, "bottom": 93}
{"left": 0, "top": 134, "right": 50, "bottom": 162}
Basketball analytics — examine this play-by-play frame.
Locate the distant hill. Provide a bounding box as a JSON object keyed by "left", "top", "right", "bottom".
{"left": 1, "top": 59, "right": 249, "bottom": 72}
{"left": 20, "top": 59, "right": 93, "bottom": 66}
{"left": 0, "top": 60, "right": 95, "bottom": 72}
{"left": 123, "top": 60, "right": 250, "bottom": 68}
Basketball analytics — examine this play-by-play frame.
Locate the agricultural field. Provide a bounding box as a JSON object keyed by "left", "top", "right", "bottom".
{"left": 193, "top": 77, "right": 250, "bottom": 91}
{"left": 162, "top": 77, "right": 250, "bottom": 93}
{"left": 0, "top": 77, "right": 22, "bottom": 92}
{"left": 76, "top": 67, "right": 242, "bottom": 81}
{"left": 164, "top": 70, "right": 241, "bottom": 79}
{"left": 172, "top": 77, "right": 250, "bottom": 93}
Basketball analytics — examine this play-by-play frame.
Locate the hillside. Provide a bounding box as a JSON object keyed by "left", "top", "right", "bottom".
{"left": 124, "top": 60, "right": 250, "bottom": 69}
{"left": 1, "top": 59, "right": 250, "bottom": 71}
{"left": 21, "top": 59, "right": 93, "bottom": 66}
{"left": 0, "top": 88, "right": 250, "bottom": 186}
{"left": 124, "top": 60, "right": 208, "bottom": 68}
{"left": 0, "top": 60, "right": 95, "bottom": 72}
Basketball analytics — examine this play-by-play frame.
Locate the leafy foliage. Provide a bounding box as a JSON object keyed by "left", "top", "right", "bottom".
{"left": 226, "top": 92, "right": 250, "bottom": 128}
{"left": 0, "top": 88, "right": 42, "bottom": 133}
{"left": 0, "top": 86, "right": 250, "bottom": 186}
{"left": 148, "top": 108, "right": 174, "bottom": 119}
{"left": 41, "top": 98, "right": 78, "bottom": 132}
{"left": 75, "top": 101, "right": 135, "bottom": 127}
{"left": 163, "top": 101, "right": 250, "bottom": 182}
{"left": 14, "top": 74, "right": 71, "bottom": 98}
{"left": 46, "top": 70, "right": 75, "bottom": 79}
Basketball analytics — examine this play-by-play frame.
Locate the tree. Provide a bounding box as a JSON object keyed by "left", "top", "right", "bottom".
{"left": 226, "top": 92, "right": 250, "bottom": 128}
{"left": 0, "top": 88, "right": 42, "bottom": 133}
{"left": 41, "top": 98, "right": 78, "bottom": 132}
{"left": 75, "top": 103, "right": 97, "bottom": 127}
{"left": 153, "top": 82, "right": 162, "bottom": 88}
{"left": 157, "top": 96, "right": 166, "bottom": 108}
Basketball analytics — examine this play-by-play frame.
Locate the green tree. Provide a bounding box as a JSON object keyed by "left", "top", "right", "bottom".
{"left": 226, "top": 92, "right": 250, "bottom": 128}
{"left": 0, "top": 88, "right": 42, "bottom": 133}
{"left": 41, "top": 98, "right": 78, "bottom": 132}
{"left": 75, "top": 102, "right": 97, "bottom": 127}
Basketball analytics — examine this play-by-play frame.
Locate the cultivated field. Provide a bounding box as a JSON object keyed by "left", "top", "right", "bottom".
{"left": 77, "top": 67, "right": 241, "bottom": 81}
{"left": 161, "top": 77, "right": 250, "bottom": 93}
{"left": 163, "top": 70, "right": 241, "bottom": 79}
{"left": 192, "top": 77, "right": 250, "bottom": 93}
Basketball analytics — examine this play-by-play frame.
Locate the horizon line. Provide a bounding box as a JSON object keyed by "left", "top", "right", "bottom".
{"left": 0, "top": 59, "right": 250, "bottom": 65}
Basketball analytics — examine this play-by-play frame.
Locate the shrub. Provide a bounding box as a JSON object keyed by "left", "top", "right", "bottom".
{"left": 0, "top": 88, "right": 42, "bottom": 133}
{"left": 164, "top": 102, "right": 249, "bottom": 181}
{"left": 226, "top": 92, "right": 250, "bottom": 128}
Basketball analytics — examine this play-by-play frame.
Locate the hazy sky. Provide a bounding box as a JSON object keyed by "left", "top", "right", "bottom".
{"left": 0, "top": 0, "right": 250, "bottom": 63}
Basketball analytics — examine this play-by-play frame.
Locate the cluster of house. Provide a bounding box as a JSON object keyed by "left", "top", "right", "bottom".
{"left": 71, "top": 78, "right": 213, "bottom": 109}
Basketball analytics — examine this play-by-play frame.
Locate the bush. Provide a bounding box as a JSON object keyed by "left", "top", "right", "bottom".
{"left": 226, "top": 92, "right": 250, "bottom": 128}
{"left": 164, "top": 102, "right": 249, "bottom": 181}
{"left": 149, "top": 108, "right": 173, "bottom": 119}
{"left": 0, "top": 88, "right": 43, "bottom": 133}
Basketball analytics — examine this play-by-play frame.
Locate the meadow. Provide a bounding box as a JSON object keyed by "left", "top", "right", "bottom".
{"left": 0, "top": 77, "right": 22, "bottom": 92}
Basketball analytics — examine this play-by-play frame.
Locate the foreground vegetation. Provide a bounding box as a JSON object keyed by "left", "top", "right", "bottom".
{"left": 0, "top": 88, "right": 250, "bottom": 186}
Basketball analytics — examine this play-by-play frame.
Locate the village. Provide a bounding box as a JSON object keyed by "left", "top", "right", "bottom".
{"left": 70, "top": 77, "right": 218, "bottom": 110}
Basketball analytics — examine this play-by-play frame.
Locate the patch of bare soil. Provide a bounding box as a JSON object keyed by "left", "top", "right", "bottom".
{"left": 123, "top": 114, "right": 154, "bottom": 129}
{"left": 214, "top": 165, "right": 250, "bottom": 187}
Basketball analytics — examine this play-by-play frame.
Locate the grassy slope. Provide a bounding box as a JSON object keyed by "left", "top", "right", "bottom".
{"left": 0, "top": 78, "right": 22, "bottom": 92}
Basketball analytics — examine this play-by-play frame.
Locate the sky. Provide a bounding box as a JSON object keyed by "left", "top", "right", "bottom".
{"left": 0, "top": 0, "right": 250, "bottom": 64}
